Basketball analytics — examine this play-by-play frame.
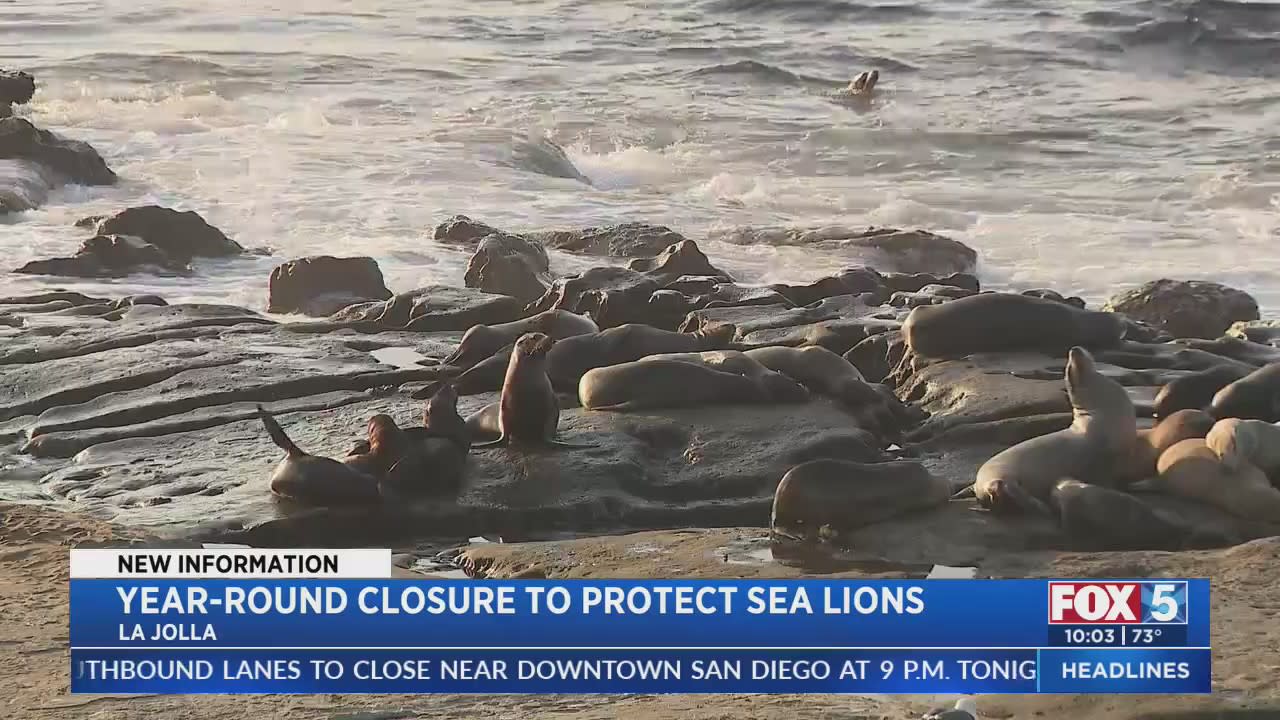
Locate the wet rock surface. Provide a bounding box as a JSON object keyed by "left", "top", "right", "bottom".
{"left": 711, "top": 225, "right": 979, "bottom": 275}
{"left": 0, "top": 117, "right": 116, "bottom": 213}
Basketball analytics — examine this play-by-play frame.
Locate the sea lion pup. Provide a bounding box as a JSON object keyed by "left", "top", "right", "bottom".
{"left": 257, "top": 406, "right": 381, "bottom": 506}
{"left": 1155, "top": 438, "right": 1280, "bottom": 522}
{"left": 1153, "top": 365, "right": 1251, "bottom": 419}
{"left": 1211, "top": 362, "right": 1280, "bottom": 422}
{"left": 579, "top": 359, "right": 774, "bottom": 411}
{"left": 471, "top": 332, "right": 593, "bottom": 449}
{"left": 416, "top": 381, "right": 470, "bottom": 452}
{"left": 637, "top": 350, "right": 810, "bottom": 403}
{"left": 960, "top": 347, "right": 1137, "bottom": 515}
{"left": 1206, "top": 418, "right": 1280, "bottom": 478}
{"left": 1116, "top": 409, "right": 1215, "bottom": 485}
{"left": 443, "top": 310, "right": 599, "bottom": 370}
{"left": 903, "top": 293, "right": 1125, "bottom": 359}
{"left": 1049, "top": 479, "right": 1188, "bottom": 551}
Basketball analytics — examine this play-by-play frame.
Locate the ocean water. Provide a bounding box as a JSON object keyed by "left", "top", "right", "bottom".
{"left": 2, "top": 0, "right": 1279, "bottom": 313}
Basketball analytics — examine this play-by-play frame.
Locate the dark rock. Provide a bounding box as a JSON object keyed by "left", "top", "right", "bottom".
{"left": 1104, "top": 279, "right": 1259, "bottom": 340}
{"left": 679, "top": 293, "right": 881, "bottom": 341}
{"left": 918, "top": 284, "right": 978, "bottom": 300}
{"left": 0, "top": 70, "right": 35, "bottom": 106}
{"left": 0, "top": 117, "right": 116, "bottom": 187}
{"left": 531, "top": 222, "right": 687, "bottom": 258}
{"left": 525, "top": 266, "right": 661, "bottom": 328}
{"left": 268, "top": 256, "right": 393, "bottom": 317}
{"left": 889, "top": 291, "right": 948, "bottom": 309}
{"left": 14, "top": 235, "right": 190, "bottom": 278}
{"left": 628, "top": 239, "right": 731, "bottom": 279}
{"left": 0, "top": 157, "right": 56, "bottom": 212}
{"left": 76, "top": 206, "right": 243, "bottom": 264}
{"left": 313, "top": 286, "right": 527, "bottom": 333}
{"left": 511, "top": 137, "right": 592, "bottom": 184}
{"left": 713, "top": 225, "right": 978, "bottom": 275}
{"left": 770, "top": 267, "right": 885, "bottom": 307}
{"left": 881, "top": 271, "right": 980, "bottom": 294}
{"left": 463, "top": 233, "right": 551, "bottom": 303}
{"left": 432, "top": 215, "right": 506, "bottom": 247}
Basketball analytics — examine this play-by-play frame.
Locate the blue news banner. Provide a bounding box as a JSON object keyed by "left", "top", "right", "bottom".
{"left": 70, "top": 579, "right": 1211, "bottom": 694}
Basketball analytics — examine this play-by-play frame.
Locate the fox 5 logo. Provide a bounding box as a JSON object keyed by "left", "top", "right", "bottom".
{"left": 1048, "top": 581, "right": 1188, "bottom": 624}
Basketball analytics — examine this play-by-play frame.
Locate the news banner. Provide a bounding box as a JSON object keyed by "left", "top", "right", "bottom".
{"left": 69, "top": 549, "right": 1211, "bottom": 694}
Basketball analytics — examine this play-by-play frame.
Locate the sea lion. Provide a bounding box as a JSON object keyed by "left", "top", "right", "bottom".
{"left": 471, "top": 332, "right": 592, "bottom": 449}
{"left": 579, "top": 358, "right": 773, "bottom": 411}
{"left": 1049, "top": 479, "right": 1188, "bottom": 551}
{"left": 831, "top": 69, "right": 879, "bottom": 105}
{"left": 438, "top": 323, "right": 737, "bottom": 396}
{"left": 637, "top": 350, "right": 810, "bottom": 403}
{"left": 1153, "top": 365, "right": 1252, "bottom": 419}
{"left": 443, "top": 310, "right": 599, "bottom": 370}
{"left": 744, "top": 345, "right": 919, "bottom": 435}
{"left": 903, "top": 293, "right": 1125, "bottom": 359}
{"left": 1205, "top": 418, "right": 1280, "bottom": 478}
{"left": 1117, "top": 409, "right": 1215, "bottom": 484}
{"left": 1155, "top": 438, "right": 1280, "bottom": 523}
{"left": 963, "top": 347, "right": 1137, "bottom": 515}
{"left": 342, "top": 413, "right": 406, "bottom": 477}
{"left": 771, "top": 459, "right": 950, "bottom": 542}
{"left": 1211, "top": 362, "right": 1280, "bottom": 422}
{"left": 257, "top": 407, "right": 381, "bottom": 506}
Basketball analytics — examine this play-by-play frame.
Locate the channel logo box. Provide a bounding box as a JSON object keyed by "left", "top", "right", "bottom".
{"left": 1048, "top": 582, "right": 1188, "bottom": 625}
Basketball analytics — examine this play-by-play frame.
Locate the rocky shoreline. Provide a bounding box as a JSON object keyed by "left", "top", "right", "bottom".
{"left": 4, "top": 68, "right": 1280, "bottom": 717}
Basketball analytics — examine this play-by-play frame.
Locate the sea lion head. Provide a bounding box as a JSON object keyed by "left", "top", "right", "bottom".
{"left": 1065, "top": 346, "right": 1135, "bottom": 433}
{"left": 514, "top": 332, "right": 555, "bottom": 358}
{"left": 446, "top": 324, "right": 500, "bottom": 368}
{"left": 423, "top": 382, "right": 459, "bottom": 421}
{"left": 366, "top": 414, "right": 402, "bottom": 455}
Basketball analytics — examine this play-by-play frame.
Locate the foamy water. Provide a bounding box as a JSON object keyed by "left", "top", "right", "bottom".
{"left": 3, "top": 0, "right": 1279, "bottom": 311}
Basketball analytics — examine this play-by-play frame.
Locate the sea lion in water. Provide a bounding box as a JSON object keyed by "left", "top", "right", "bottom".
{"left": 771, "top": 458, "right": 949, "bottom": 542}
{"left": 1153, "top": 365, "right": 1251, "bottom": 419}
{"left": 1205, "top": 418, "right": 1280, "bottom": 478}
{"left": 257, "top": 407, "right": 381, "bottom": 506}
{"left": 903, "top": 293, "right": 1125, "bottom": 359}
{"left": 1049, "top": 479, "right": 1189, "bottom": 551}
{"left": 443, "top": 310, "right": 599, "bottom": 370}
{"left": 831, "top": 69, "right": 879, "bottom": 106}
{"left": 1155, "top": 438, "right": 1280, "bottom": 523}
{"left": 1117, "top": 409, "right": 1215, "bottom": 484}
{"left": 962, "top": 347, "right": 1137, "bottom": 515}
{"left": 1211, "top": 362, "right": 1280, "bottom": 422}
{"left": 579, "top": 358, "right": 774, "bottom": 411}
{"left": 471, "top": 332, "right": 592, "bottom": 449}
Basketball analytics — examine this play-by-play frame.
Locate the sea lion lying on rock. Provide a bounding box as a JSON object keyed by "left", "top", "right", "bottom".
{"left": 579, "top": 358, "right": 784, "bottom": 412}
{"left": 443, "top": 309, "right": 599, "bottom": 370}
{"left": 1117, "top": 409, "right": 1215, "bottom": 485}
{"left": 257, "top": 407, "right": 380, "bottom": 507}
{"left": 1211, "top": 362, "right": 1280, "bottom": 422}
{"left": 961, "top": 347, "right": 1137, "bottom": 515}
{"left": 1155, "top": 439, "right": 1280, "bottom": 523}
{"left": 1206, "top": 418, "right": 1280, "bottom": 479}
{"left": 637, "top": 350, "right": 811, "bottom": 404}
{"left": 1153, "top": 365, "right": 1252, "bottom": 419}
{"left": 771, "top": 458, "right": 949, "bottom": 542}
{"left": 1049, "top": 479, "right": 1190, "bottom": 551}
{"left": 903, "top": 292, "right": 1125, "bottom": 359}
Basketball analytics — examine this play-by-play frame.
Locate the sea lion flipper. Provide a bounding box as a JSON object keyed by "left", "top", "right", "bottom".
{"left": 258, "top": 407, "right": 306, "bottom": 458}
{"left": 470, "top": 437, "right": 508, "bottom": 449}
{"left": 547, "top": 438, "right": 596, "bottom": 450}
{"left": 951, "top": 484, "right": 976, "bottom": 500}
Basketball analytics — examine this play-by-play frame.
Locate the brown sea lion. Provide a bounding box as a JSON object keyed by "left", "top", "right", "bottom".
{"left": 443, "top": 310, "right": 599, "bottom": 370}
{"left": 257, "top": 407, "right": 381, "bottom": 506}
{"left": 903, "top": 292, "right": 1125, "bottom": 359}
{"left": 1117, "top": 409, "right": 1215, "bottom": 484}
{"left": 1049, "top": 479, "right": 1189, "bottom": 551}
{"left": 579, "top": 358, "right": 774, "bottom": 412}
{"left": 1155, "top": 438, "right": 1280, "bottom": 522}
{"left": 1206, "top": 418, "right": 1280, "bottom": 478}
{"left": 961, "top": 347, "right": 1137, "bottom": 515}
{"left": 636, "top": 350, "right": 811, "bottom": 403}
{"left": 1211, "top": 362, "right": 1280, "bottom": 422}
{"left": 471, "top": 332, "right": 593, "bottom": 449}
{"left": 1153, "top": 365, "right": 1252, "bottom": 419}
{"left": 771, "top": 459, "right": 949, "bottom": 542}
